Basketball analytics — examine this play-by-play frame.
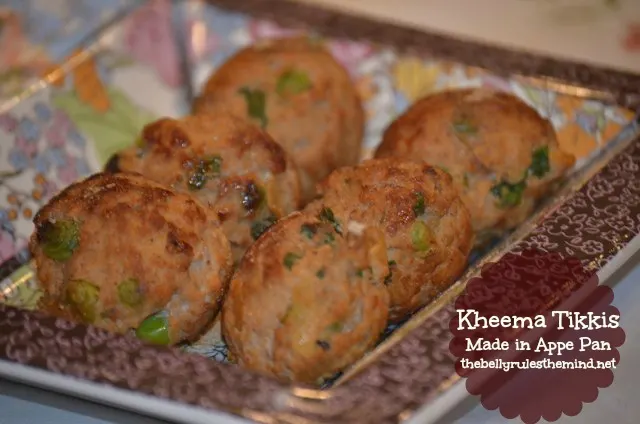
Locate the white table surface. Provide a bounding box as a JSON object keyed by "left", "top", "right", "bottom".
{"left": 295, "top": 0, "right": 640, "bottom": 74}
{"left": 2, "top": 0, "right": 639, "bottom": 423}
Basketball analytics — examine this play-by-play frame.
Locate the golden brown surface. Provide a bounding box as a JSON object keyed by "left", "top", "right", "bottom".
{"left": 30, "top": 172, "right": 233, "bottom": 345}
{"left": 375, "top": 88, "right": 575, "bottom": 238}
{"left": 222, "top": 210, "right": 390, "bottom": 385}
{"left": 310, "top": 158, "right": 474, "bottom": 322}
{"left": 192, "top": 36, "right": 364, "bottom": 203}
{"left": 112, "top": 112, "right": 302, "bottom": 263}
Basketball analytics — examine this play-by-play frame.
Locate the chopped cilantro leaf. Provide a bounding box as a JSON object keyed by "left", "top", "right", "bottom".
{"left": 413, "top": 192, "right": 426, "bottom": 217}
{"left": 318, "top": 207, "right": 342, "bottom": 234}
{"left": 283, "top": 252, "right": 302, "bottom": 270}
{"left": 490, "top": 179, "right": 527, "bottom": 208}
{"left": 529, "top": 146, "right": 550, "bottom": 178}
{"left": 323, "top": 232, "right": 335, "bottom": 245}
{"left": 187, "top": 155, "right": 223, "bottom": 191}
{"left": 250, "top": 216, "right": 277, "bottom": 240}
{"left": 300, "top": 223, "right": 317, "bottom": 239}
{"left": 238, "top": 87, "right": 268, "bottom": 128}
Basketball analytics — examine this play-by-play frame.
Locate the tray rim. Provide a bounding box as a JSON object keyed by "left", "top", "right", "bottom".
{"left": 205, "top": 0, "right": 640, "bottom": 112}
{"left": 1, "top": 0, "right": 640, "bottom": 423}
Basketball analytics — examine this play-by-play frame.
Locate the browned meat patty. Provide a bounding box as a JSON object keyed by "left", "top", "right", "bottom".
{"left": 375, "top": 88, "right": 576, "bottom": 240}
{"left": 309, "top": 158, "right": 474, "bottom": 322}
{"left": 222, "top": 210, "right": 390, "bottom": 385}
{"left": 30, "top": 172, "right": 233, "bottom": 346}
{"left": 110, "top": 112, "right": 302, "bottom": 263}
{"left": 192, "top": 36, "right": 364, "bottom": 203}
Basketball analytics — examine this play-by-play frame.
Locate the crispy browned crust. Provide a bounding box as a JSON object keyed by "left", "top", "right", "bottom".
{"left": 30, "top": 172, "right": 233, "bottom": 345}
{"left": 192, "top": 36, "right": 365, "bottom": 203}
{"left": 222, "top": 210, "right": 389, "bottom": 385}
{"left": 311, "top": 158, "right": 474, "bottom": 322}
{"left": 114, "top": 112, "right": 303, "bottom": 263}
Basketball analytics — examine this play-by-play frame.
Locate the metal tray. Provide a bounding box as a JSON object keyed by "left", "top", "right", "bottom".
{"left": 1, "top": 1, "right": 639, "bottom": 423}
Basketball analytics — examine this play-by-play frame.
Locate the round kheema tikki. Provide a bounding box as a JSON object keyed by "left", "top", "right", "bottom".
{"left": 310, "top": 158, "right": 474, "bottom": 322}
{"left": 30, "top": 172, "right": 233, "bottom": 346}
{"left": 110, "top": 112, "right": 303, "bottom": 264}
{"left": 192, "top": 36, "right": 365, "bottom": 204}
{"left": 222, "top": 210, "right": 390, "bottom": 385}
{"left": 375, "top": 88, "right": 576, "bottom": 241}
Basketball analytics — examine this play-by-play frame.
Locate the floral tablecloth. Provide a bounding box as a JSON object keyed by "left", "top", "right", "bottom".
{"left": 2, "top": 0, "right": 638, "bottom": 103}
{"left": 0, "top": 0, "right": 137, "bottom": 101}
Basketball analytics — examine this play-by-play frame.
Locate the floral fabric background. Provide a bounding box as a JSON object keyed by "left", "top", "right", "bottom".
{"left": 0, "top": 0, "right": 137, "bottom": 100}
{"left": 0, "top": 0, "right": 637, "bottom": 359}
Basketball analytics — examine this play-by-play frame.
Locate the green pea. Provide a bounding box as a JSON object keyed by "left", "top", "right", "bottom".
{"left": 283, "top": 252, "right": 302, "bottom": 270}
{"left": 40, "top": 219, "right": 80, "bottom": 262}
{"left": 136, "top": 311, "right": 170, "bottom": 345}
{"left": 66, "top": 279, "right": 100, "bottom": 322}
{"left": 118, "top": 278, "right": 143, "bottom": 307}
{"left": 411, "top": 221, "right": 432, "bottom": 252}
{"left": 277, "top": 69, "right": 312, "bottom": 96}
